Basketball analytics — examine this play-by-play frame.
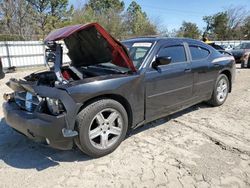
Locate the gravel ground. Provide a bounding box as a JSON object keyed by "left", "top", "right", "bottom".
{"left": 0, "top": 65, "right": 250, "bottom": 188}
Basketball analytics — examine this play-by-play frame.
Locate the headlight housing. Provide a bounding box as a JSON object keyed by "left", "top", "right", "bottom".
{"left": 46, "top": 97, "right": 65, "bottom": 115}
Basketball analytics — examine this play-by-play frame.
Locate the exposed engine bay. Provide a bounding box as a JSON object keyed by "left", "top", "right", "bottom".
{"left": 23, "top": 66, "right": 117, "bottom": 87}
{"left": 22, "top": 41, "right": 126, "bottom": 87}
{"left": 3, "top": 41, "right": 127, "bottom": 117}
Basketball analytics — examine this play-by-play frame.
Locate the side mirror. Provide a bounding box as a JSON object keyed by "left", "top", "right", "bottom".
{"left": 152, "top": 56, "right": 172, "bottom": 68}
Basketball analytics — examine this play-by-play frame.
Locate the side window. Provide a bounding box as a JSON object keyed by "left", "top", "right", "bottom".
{"left": 189, "top": 46, "right": 210, "bottom": 60}
{"left": 158, "top": 45, "right": 187, "bottom": 63}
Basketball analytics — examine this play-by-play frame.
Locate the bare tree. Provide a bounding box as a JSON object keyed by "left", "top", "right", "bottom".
{"left": 14, "top": 0, "right": 35, "bottom": 38}
{"left": 226, "top": 6, "right": 248, "bottom": 30}
{"left": 226, "top": 6, "right": 249, "bottom": 39}
{"left": 0, "top": 0, "right": 35, "bottom": 39}
{"left": 0, "top": 0, "right": 16, "bottom": 34}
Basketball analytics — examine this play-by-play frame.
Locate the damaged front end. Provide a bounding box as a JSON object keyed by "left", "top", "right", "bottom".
{"left": 2, "top": 42, "right": 84, "bottom": 149}
{"left": 3, "top": 23, "right": 135, "bottom": 150}
{"left": 3, "top": 76, "right": 81, "bottom": 150}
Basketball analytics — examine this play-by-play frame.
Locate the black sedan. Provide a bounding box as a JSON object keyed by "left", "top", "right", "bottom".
{"left": 3, "top": 23, "right": 235, "bottom": 157}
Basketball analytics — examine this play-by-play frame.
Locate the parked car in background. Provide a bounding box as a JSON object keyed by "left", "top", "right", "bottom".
{"left": 0, "top": 57, "right": 5, "bottom": 79}
{"left": 220, "top": 44, "right": 234, "bottom": 51}
{"left": 230, "top": 42, "right": 250, "bottom": 68}
{"left": 3, "top": 23, "right": 236, "bottom": 157}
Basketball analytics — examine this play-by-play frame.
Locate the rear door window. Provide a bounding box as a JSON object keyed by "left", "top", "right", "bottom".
{"left": 158, "top": 45, "right": 187, "bottom": 63}
{"left": 189, "top": 46, "right": 210, "bottom": 60}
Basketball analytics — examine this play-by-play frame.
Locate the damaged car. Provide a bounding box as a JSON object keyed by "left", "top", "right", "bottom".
{"left": 3, "top": 23, "right": 235, "bottom": 157}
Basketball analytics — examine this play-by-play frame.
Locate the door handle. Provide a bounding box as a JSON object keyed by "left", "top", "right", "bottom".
{"left": 184, "top": 68, "right": 191, "bottom": 72}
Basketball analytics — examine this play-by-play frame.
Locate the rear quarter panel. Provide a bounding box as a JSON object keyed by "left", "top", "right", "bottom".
{"left": 209, "top": 53, "right": 236, "bottom": 92}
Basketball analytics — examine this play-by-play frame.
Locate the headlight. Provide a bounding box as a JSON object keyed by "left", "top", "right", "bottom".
{"left": 46, "top": 97, "right": 65, "bottom": 115}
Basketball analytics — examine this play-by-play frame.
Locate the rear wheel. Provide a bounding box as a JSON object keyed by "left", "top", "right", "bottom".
{"left": 208, "top": 74, "right": 229, "bottom": 106}
{"left": 75, "top": 99, "right": 128, "bottom": 157}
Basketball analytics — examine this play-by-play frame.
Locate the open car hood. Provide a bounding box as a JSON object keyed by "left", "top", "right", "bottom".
{"left": 44, "top": 23, "right": 136, "bottom": 72}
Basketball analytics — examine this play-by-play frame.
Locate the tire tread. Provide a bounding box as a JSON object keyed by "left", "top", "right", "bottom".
{"left": 75, "top": 99, "right": 128, "bottom": 157}
{"left": 207, "top": 74, "right": 229, "bottom": 107}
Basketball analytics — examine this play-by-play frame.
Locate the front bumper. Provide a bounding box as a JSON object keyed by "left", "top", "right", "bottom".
{"left": 3, "top": 101, "right": 73, "bottom": 150}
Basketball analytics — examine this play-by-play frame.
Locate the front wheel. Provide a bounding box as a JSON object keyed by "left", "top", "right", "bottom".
{"left": 208, "top": 74, "right": 229, "bottom": 106}
{"left": 75, "top": 99, "right": 128, "bottom": 157}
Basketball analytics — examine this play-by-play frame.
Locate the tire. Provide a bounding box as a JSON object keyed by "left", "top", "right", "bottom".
{"left": 208, "top": 74, "right": 229, "bottom": 107}
{"left": 74, "top": 99, "right": 128, "bottom": 158}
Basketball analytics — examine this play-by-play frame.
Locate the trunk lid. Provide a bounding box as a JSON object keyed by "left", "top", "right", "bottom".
{"left": 44, "top": 23, "right": 136, "bottom": 72}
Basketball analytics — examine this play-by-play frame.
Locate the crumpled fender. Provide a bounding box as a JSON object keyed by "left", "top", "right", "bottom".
{"left": 6, "top": 78, "right": 81, "bottom": 131}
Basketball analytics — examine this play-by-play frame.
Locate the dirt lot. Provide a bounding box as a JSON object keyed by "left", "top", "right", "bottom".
{"left": 0, "top": 65, "right": 249, "bottom": 188}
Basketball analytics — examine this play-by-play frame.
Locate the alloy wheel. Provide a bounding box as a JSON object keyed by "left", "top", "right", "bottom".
{"left": 88, "top": 108, "right": 123, "bottom": 150}
{"left": 216, "top": 78, "right": 228, "bottom": 102}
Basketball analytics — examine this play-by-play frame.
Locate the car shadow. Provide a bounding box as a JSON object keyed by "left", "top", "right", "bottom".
{"left": 127, "top": 102, "right": 211, "bottom": 137}
{"left": 0, "top": 118, "right": 91, "bottom": 171}
{"left": 0, "top": 102, "right": 211, "bottom": 171}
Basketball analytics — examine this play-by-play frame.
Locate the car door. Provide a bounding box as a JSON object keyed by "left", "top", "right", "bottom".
{"left": 188, "top": 44, "right": 214, "bottom": 98}
{"left": 145, "top": 42, "right": 193, "bottom": 122}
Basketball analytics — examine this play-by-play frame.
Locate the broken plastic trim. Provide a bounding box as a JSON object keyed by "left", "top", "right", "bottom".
{"left": 6, "top": 79, "right": 82, "bottom": 133}
{"left": 62, "top": 128, "right": 78, "bottom": 137}
{"left": 45, "top": 42, "right": 69, "bottom": 84}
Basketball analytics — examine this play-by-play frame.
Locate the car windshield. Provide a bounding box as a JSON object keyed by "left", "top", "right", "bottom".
{"left": 122, "top": 42, "right": 153, "bottom": 69}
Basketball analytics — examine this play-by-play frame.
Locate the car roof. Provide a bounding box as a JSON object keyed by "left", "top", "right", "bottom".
{"left": 122, "top": 37, "right": 220, "bottom": 57}
{"left": 122, "top": 37, "right": 205, "bottom": 45}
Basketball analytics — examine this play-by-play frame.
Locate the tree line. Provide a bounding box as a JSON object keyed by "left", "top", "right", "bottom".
{"left": 176, "top": 6, "right": 250, "bottom": 40}
{"left": 0, "top": 0, "right": 249, "bottom": 41}
{"left": 0, "top": 0, "right": 157, "bottom": 40}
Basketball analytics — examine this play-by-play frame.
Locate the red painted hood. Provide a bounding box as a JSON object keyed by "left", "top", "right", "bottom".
{"left": 44, "top": 23, "right": 136, "bottom": 72}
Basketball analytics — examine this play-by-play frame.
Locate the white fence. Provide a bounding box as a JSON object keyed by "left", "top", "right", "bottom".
{"left": 1, "top": 40, "right": 250, "bottom": 68}
{"left": 0, "top": 41, "right": 70, "bottom": 68}
{"left": 214, "top": 40, "right": 250, "bottom": 47}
